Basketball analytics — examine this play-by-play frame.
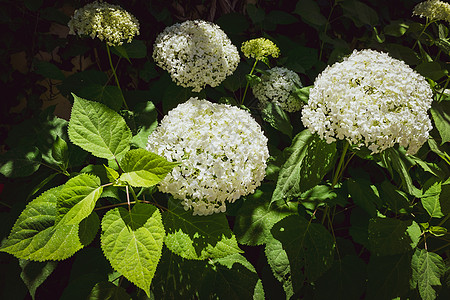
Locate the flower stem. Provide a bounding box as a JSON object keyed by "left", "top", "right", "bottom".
{"left": 241, "top": 60, "right": 258, "bottom": 105}
{"left": 332, "top": 141, "right": 350, "bottom": 188}
{"left": 412, "top": 19, "right": 432, "bottom": 50}
{"left": 106, "top": 44, "right": 129, "bottom": 110}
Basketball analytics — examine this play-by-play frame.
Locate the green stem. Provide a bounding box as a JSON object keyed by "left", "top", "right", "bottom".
{"left": 438, "top": 75, "right": 450, "bottom": 102}
{"left": 319, "top": 1, "right": 336, "bottom": 62}
{"left": 412, "top": 20, "right": 432, "bottom": 50}
{"left": 241, "top": 60, "right": 258, "bottom": 105}
{"left": 106, "top": 44, "right": 129, "bottom": 110}
{"left": 0, "top": 201, "right": 12, "bottom": 209}
{"left": 332, "top": 141, "right": 350, "bottom": 188}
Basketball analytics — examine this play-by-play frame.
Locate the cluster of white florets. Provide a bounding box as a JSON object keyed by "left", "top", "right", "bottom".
{"left": 146, "top": 98, "right": 269, "bottom": 216}
{"left": 301, "top": 49, "right": 433, "bottom": 155}
{"left": 252, "top": 67, "right": 303, "bottom": 113}
{"left": 413, "top": 0, "right": 450, "bottom": 22}
{"left": 68, "top": 1, "right": 140, "bottom": 46}
{"left": 152, "top": 20, "right": 240, "bottom": 92}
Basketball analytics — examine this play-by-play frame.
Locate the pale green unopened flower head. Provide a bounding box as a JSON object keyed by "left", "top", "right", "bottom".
{"left": 146, "top": 98, "right": 269, "bottom": 216}
{"left": 413, "top": 0, "right": 450, "bottom": 22}
{"left": 241, "top": 38, "right": 280, "bottom": 61}
{"left": 68, "top": 1, "right": 140, "bottom": 46}
{"left": 302, "top": 49, "right": 433, "bottom": 155}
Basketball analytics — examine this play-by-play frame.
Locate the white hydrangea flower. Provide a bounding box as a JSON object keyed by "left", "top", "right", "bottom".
{"left": 302, "top": 49, "right": 433, "bottom": 155}
{"left": 146, "top": 98, "right": 269, "bottom": 216}
{"left": 68, "top": 1, "right": 140, "bottom": 46}
{"left": 252, "top": 67, "right": 303, "bottom": 113}
{"left": 152, "top": 20, "right": 240, "bottom": 92}
{"left": 413, "top": 0, "right": 450, "bottom": 22}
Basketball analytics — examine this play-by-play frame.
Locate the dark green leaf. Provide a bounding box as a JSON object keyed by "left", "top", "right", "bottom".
{"left": 0, "top": 146, "right": 42, "bottom": 178}
{"left": 272, "top": 130, "right": 336, "bottom": 203}
{"left": 234, "top": 184, "right": 297, "bottom": 246}
{"left": 294, "top": 0, "right": 327, "bottom": 26}
{"left": 416, "top": 61, "right": 448, "bottom": 81}
{"left": 348, "top": 178, "right": 381, "bottom": 217}
{"left": 384, "top": 20, "right": 409, "bottom": 37}
{"left": 368, "top": 218, "right": 421, "bottom": 256}
{"left": 19, "top": 260, "right": 58, "bottom": 300}
{"left": 271, "top": 215, "right": 335, "bottom": 289}
{"left": 264, "top": 236, "right": 294, "bottom": 298}
{"left": 51, "top": 136, "right": 69, "bottom": 172}
{"left": 379, "top": 181, "right": 412, "bottom": 214}
{"left": 261, "top": 102, "right": 293, "bottom": 138}
{"left": 266, "top": 10, "right": 297, "bottom": 25}
{"left": 78, "top": 84, "right": 123, "bottom": 111}
{"left": 33, "top": 60, "right": 65, "bottom": 80}
{"left": 163, "top": 197, "right": 242, "bottom": 260}
{"left": 87, "top": 282, "right": 130, "bottom": 300}
{"left": 112, "top": 40, "right": 147, "bottom": 60}
{"left": 247, "top": 4, "right": 265, "bottom": 23}
{"left": 216, "top": 13, "right": 249, "bottom": 35}
{"left": 430, "top": 100, "right": 450, "bottom": 144}
{"left": 341, "top": 0, "right": 378, "bottom": 27}
{"left": 366, "top": 253, "right": 412, "bottom": 299}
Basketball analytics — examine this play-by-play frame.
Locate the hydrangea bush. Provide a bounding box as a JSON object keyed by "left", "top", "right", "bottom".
{"left": 0, "top": 0, "right": 449, "bottom": 299}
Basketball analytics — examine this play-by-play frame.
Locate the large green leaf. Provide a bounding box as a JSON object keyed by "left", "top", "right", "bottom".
{"left": 68, "top": 94, "right": 131, "bottom": 160}
{"left": 0, "top": 187, "right": 86, "bottom": 261}
{"left": 294, "top": 0, "right": 327, "bottom": 26}
{"left": 200, "top": 254, "right": 262, "bottom": 299}
{"left": 261, "top": 102, "right": 293, "bottom": 138}
{"left": 163, "top": 198, "right": 242, "bottom": 260}
{"left": 314, "top": 255, "right": 367, "bottom": 300}
{"left": 119, "top": 149, "right": 178, "bottom": 187}
{"left": 56, "top": 174, "right": 103, "bottom": 226}
{"left": 272, "top": 130, "right": 336, "bottom": 203}
{"left": 19, "top": 260, "right": 58, "bottom": 300}
{"left": 366, "top": 253, "right": 412, "bottom": 299}
{"left": 421, "top": 181, "right": 446, "bottom": 218}
{"left": 78, "top": 84, "right": 123, "bottom": 111}
{"left": 0, "top": 146, "right": 42, "bottom": 178}
{"left": 411, "top": 248, "right": 445, "bottom": 300}
{"left": 340, "top": 0, "right": 378, "bottom": 27}
{"left": 101, "top": 203, "right": 164, "bottom": 297}
{"left": 264, "top": 236, "right": 294, "bottom": 299}
{"left": 234, "top": 184, "right": 297, "bottom": 246}
{"left": 130, "top": 101, "right": 158, "bottom": 149}
{"left": 347, "top": 178, "right": 381, "bottom": 217}
{"left": 271, "top": 215, "right": 335, "bottom": 290}
{"left": 368, "top": 218, "right": 421, "bottom": 256}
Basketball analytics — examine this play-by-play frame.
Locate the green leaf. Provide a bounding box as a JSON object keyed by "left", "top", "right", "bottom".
{"left": 0, "top": 186, "right": 86, "bottom": 261}
{"left": 285, "top": 46, "right": 318, "bottom": 74}
{"left": 271, "top": 215, "right": 335, "bottom": 289}
{"left": 381, "top": 147, "right": 420, "bottom": 196}
{"left": 272, "top": 130, "right": 336, "bottom": 203}
{"left": 315, "top": 255, "right": 366, "bottom": 300}
{"left": 68, "top": 94, "right": 131, "bottom": 160}
{"left": 384, "top": 20, "right": 409, "bottom": 37}
{"left": 367, "top": 253, "right": 412, "bottom": 299}
{"left": 379, "top": 181, "right": 413, "bottom": 214}
{"left": 234, "top": 184, "right": 297, "bottom": 246}
{"left": 266, "top": 10, "right": 297, "bottom": 25}
{"left": 291, "top": 85, "right": 311, "bottom": 104}
{"left": 78, "top": 84, "right": 123, "bottom": 111}
{"left": 264, "top": 236, "right": 294, "bottom": 299}
{"left": 56, "top": 174, "right": 103, "bottom": 226}
{"left": 200, "top": 254, "right": 262, "bottom": 299}
{"left": 416, "top": 62, "right": 448, "bottom": 81}
{"left": 112, "top": 40, "right": 147, "bottom": 60}
{"left": 341, "top": 0, "right": 378, "bottom": 27}
{"left": 33, "top": 60, "right": 65, "bottom": 80}
{"left": 0, "top": 146, "right": 42, "bottom": 178}
{"left": 368, "top": 218, "right": 421, "bottom": 256}
{"left": 87, "top": 282, "right": 130, "bottom": 300}
{"left": 261, "top": 102, "right": 293, "bottom": 138}
{"left": 348, "top": 178, "right": 381, "bottom": 217}
{"left": 411, "top": 249, "right": 445, "bottom": 300}
{"left": 429, "top": 226, "right": 447, "bottom": 237}
{"left": 421, "top": 181, "right": 444, "bottom": 218}
{"left": 163, "top": 197, "right": 242, "bottom": 260}
{"left": 246, "top": 74, "right": 261, "bottom": 87}
{"left": 247, "top": 4, "right": 265, "bottom": 24}
{"left": 119, "top": 149, "right": 177, "bottom": 187}
{"left": 130, "top": 101, "right": 158, "bottom": 149}
{"left": 104, "top": 165, "right": 119, "bottom": 182}
{"left": 51, "top": 136, "right": 69, "bottom": 172}
{"left": 19, "top": 260, "right": 58, "bottom": 300}
{"left": 294, "top": 0, "right": 327, "bottom": 26}
{"left": 101, "top": 203, "right": 165, "bottom": 297}
{"left": 430, "top": 100, "right": 450, "bottom": 144}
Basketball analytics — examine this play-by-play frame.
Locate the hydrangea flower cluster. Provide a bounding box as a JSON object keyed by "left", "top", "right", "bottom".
{"left": 152, "top": 20, "right": 240, "bottom": 92}
{"left": 146, "top": 98, "right": 269, "bottom": 216}
{"left": 68, "top": 1, "right": 140, "bottom": 46}
{"left": 301, "top": 49, "right": 433, "bottom": 155}
{"left": 413, "top": 0, "right": 450, "bottom": 22}
{"left": 241, "top": 38, "right": 280, "bottom": 61}
{"left": 252, "top": 67, "right": 303, "bottom": 113}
